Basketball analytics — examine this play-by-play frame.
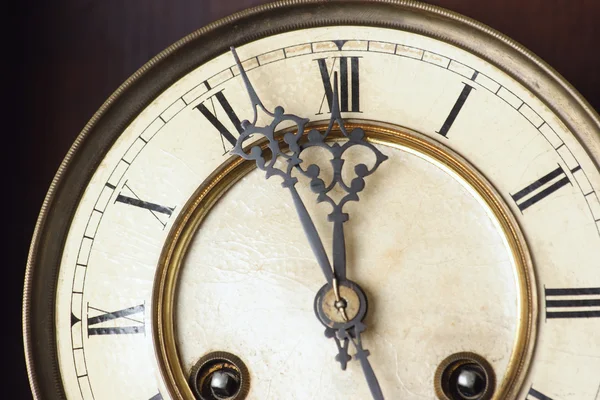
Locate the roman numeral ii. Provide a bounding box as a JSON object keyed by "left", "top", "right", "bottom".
{"left": 511, "top": 165, "right": 572, "bottom": 212}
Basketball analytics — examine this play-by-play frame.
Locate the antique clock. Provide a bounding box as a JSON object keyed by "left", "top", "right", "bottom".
{"left": 23, "top": 1, "right": 600, "bottom": 399}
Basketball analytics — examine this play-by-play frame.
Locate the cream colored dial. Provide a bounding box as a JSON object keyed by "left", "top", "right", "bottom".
{"left": 25, "top": 5, "right": 600, "bottom": 400}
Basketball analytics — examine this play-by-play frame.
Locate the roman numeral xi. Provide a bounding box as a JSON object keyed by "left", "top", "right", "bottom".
{"left": 195, "top": 87, "right": 242, "bottom": 154}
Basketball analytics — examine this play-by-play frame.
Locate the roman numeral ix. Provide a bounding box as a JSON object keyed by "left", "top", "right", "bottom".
{"left": 511, "top": 165, "right": 573, "bottom": 212}
{"left": 545, "top": 287, "right": 600, "bottom": 319}
{"left": 316, "top": 56, "right": 360, "bottom": 114}
{"left": 87, "top": 303, "right": 145, "bottom": 336}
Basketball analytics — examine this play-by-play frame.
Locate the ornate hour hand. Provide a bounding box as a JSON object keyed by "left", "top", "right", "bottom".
{"left": 302, "top": 75, "right": 388, "bottom": 282}
{"left": 230, "top": 47, "right": 387, "bottom": 400}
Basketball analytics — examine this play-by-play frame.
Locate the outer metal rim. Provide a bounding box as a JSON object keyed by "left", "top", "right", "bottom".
{"left": 23, "top": 1, "right": 600, "bottom": 399}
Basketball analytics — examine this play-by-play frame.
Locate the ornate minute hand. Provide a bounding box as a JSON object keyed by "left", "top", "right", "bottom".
{"left": 289, "top": 184, "right": 334, "bottom": 285}
{"left": 229, "top": 47, "right": 333, "bottom": 286}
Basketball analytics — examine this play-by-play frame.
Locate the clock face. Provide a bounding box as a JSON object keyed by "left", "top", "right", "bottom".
{"left": 23, "top": 2, "right": 600, "bottom": 400}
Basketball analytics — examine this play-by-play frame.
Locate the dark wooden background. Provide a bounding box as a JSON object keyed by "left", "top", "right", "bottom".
{"left": 11, "top": 0, "right": 599, "bottom": 398}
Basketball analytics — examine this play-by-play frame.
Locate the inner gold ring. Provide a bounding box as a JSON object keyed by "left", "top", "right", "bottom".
{"left": 152, "top": 121, "right": 537, "bottom": 400}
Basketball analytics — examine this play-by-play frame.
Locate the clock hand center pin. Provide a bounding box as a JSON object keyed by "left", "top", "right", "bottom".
{"left": 332, "top": 276, "right": 349, "bottom": 322}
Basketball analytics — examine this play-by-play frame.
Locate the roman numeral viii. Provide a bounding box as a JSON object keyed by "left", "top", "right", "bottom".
{"left": 115, "top": 181, "right": 175, "bottom": 229}
{"left": 316, "top": 56, "right": 360, "bottom": 114}
{"left": 511, "top": 165, "right": 572, "bottom": 212}
{"left": 527, "top": 387, "right": 553, "bottom": 400}
{"left": 195, "top": 89, "right": 242, "bottom": 153}
{"left": 545, "top": 287, "right": 600, "bottom": 319}
{"left": 87, "top": 303, "right": 145, "bottom": 336}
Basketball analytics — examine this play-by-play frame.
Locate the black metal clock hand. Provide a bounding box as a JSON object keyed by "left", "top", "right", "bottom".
{"left": 300, "top": 71, "right": 388, "bottom": 284}
{"left": 325, "top": 327, "right": 351, "bottom": 370}
{"left": 229, "top": 47, "right": 334, "bottom": 286}
{"left": 289, "top": 185, "right": 334, "bottom": 285}
{"left": 230, "top": 47, "right": 387, "bottom": 399}
{"left": 339, "top": 323, "right": 385, "bottom": 400}
{"left": 326, "top": 90, "right": 350, "bottom": 282}
{"left": 332, "top": 217, "right": 347, "bottom": 281}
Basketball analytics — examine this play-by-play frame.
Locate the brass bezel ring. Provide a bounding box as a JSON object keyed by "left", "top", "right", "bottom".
{"left": 153, "top": 121, "right": 538, "bottom": 400}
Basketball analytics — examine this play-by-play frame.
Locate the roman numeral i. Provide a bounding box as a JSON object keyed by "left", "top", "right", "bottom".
{"left": 436, "top": 82, "right": 475, "bottom": 138}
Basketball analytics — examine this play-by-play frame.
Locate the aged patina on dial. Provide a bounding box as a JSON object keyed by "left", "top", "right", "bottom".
{"left": 23, "top": 1, "right": 600, "bottom": 400}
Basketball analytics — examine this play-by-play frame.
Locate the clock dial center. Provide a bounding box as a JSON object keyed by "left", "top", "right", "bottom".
{"left": 315, "top": 280, "right": 367, "bottom": 326}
